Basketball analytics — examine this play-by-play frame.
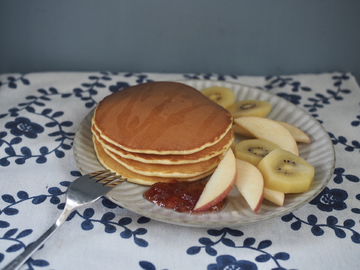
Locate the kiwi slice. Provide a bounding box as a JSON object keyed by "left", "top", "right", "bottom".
{"left": 200, "top": 86, "right": 235, "bottom": 109}
{"left": 235, "top": 139, "right": 279, "bottom": 166}
{"left": 227, "top": 100, "right": 271, "bottom": 118}
{"left": 257, "top": 148, "right": 315, "bottom": 194}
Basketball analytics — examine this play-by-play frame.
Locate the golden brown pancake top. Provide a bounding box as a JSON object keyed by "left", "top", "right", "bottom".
{"left": 94, "top": 82, "right": 233, "bottom": 154}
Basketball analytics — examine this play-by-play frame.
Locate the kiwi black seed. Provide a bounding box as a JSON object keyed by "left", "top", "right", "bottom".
{"left": 239, "top": 103, "right": 257, "bottom": 110}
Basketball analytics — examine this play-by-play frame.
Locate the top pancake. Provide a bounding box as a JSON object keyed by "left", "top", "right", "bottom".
{"left": 93, "top": 81, "right": 233, "bottom": 154}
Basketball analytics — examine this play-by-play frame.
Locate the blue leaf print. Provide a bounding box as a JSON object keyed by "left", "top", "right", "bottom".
{"left": 137, "top": 216, "right": 150, "bottom": 224}
{"left": 257, "top": 240, "right": 272, "bottom": 249}
{"left": 20, "top": 147, "right": 32, "bottom": 157}
{"left": 31, "top": 259, "right": 49, "bottom": 267}
{"left": 52, "top": 111, "right": 64, "bottom": 118}
{"left": 326, "top": 216, "right": 338, "bottom": 226}
{"left": 334, "top": 228, "right": 346, "bottom": 238}
{"left": 4, "top": 228, "right": 18, "bottom": 238}
{"left": 16, "top": 229, "right": 32, "bottom": 239}
{"left": 134, "top": 237, "right": 148, "bottom": 248}
{"left": 344, "top": 219, "right": 355, "bottom": 228}
{"left": 118, "top": 217, "right": 132, "bottom": 226}
{"left": 255, "top": 254, "right": 271, "bottom": 262}
{"left": 10, "top": 137, "right": 22, "bottom": 145}
{"left": 134, "top": 228, "right": 147, "bottom": 236}
{"left": 187, "top": 246, "right": 201, "bottom": 255}
{"left": 55, "top": 149, "right": 65, "bottom": 158}
{"left": 6, "top": 244, "right": 23, "bottom": 252}
{"left": 50, "top": 196, "right": 60, "bottom": 204}
{"left": 3, "top": 208, "right": 19, "bottom": 216}
{"left": 17, "top": 191, "right": 29, "bottom": 200}
{"left": 274, "top": 252, "right": 290, "bottom": 260}
{"left": 207, "top": 229, "right": 224, "bottom": 236}
{"left": 32, "top": 195, "right": 47, "bottom": 204}
{"left": 0, "top": 221, "right": 10, "bottom": 228}
{"left": 81, "top": 220, "right": 94, "bottom": 230}
{"left": 199, "top": 237, "right": 214, "bottom": 245}
{"left": 104, "top": 224, "right": 116, "bottom": 234}
{"left": 120, "top": 228, "right": 132, "bottom": 238}
{"left": 83, "top": 208, "right": 95, "bottom": 219}
{"left": 102, "top": 198, "right": 118, "bottom": 209}
{"left": 36, "top": 156, "right": 47, "bottom": 164}
{"left": 243, "top": 237, "right": 256, "bottom": 247}
{"left": 205, "top": 246, "right": 217, "bottom": 256}
{"left": 221, "top": 238, "right": 235, "bottom": 247}
{"left": 351, "top": 232, "right": 360, "bottom": 244}
{"left": 291, "top": 220, "right": 302, "bottom": 230}
{"left": 226, "top": 228, "right": 244, "bottom": 237}
{"left": 48, "top": 187, "right": 62, "bottom": 195}
{"left": 311, "top": 226, "right": 324, "bottom": 236}
{"left": 2, "top": 194, "right": 16, "bottom": 203}
{"left": 101, "top": 212, "right": 115, "bottom": 222}
{"left": 139, "top": 261, "right": 156, "bottom": 270}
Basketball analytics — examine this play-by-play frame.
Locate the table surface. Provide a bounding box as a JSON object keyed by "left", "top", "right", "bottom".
{"left": 0, "top": 72, "right": 359, "bottom": 270}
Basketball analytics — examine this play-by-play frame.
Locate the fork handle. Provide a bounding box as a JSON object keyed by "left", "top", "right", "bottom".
{"left": 2, "top": 205, "right": 74, "bottom": 270}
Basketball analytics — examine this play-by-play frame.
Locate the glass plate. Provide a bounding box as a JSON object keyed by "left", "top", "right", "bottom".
{"left": 73, "top": 79, "right": 335, "bottom": 228}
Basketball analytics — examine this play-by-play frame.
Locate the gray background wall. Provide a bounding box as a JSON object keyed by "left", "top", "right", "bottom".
{"left": 1, "top": 1, "right": 360, "bottom": 80}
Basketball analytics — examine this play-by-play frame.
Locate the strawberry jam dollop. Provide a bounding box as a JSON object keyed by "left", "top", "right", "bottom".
{"left": 143, "top": 180, "right": 226, "bottom": 213}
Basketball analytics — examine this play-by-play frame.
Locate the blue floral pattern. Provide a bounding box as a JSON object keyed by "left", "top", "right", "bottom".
{"left": 0, "top": 72, "right": 359, "bottom": 269}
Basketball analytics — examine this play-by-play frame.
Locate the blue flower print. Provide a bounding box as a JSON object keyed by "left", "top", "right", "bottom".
{"left": 310, "top": 187, "right": 348, "bottom": 212}
{"left": 208, "top": 255, "right": 257, "bottom": 270}
{"left": 5, "top": 117, "right": 44, "bottom": 139}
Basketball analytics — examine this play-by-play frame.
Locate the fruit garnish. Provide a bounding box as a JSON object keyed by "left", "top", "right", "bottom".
{"left": 200, "top": 86, "right": 235, "bottom": 109}
{"left": 227, "top": 100, "right": 271, "bottom": 118}
{"left": 235, "top": 159, "right": 264, "bottom": 213}
{"left": 234, "top": 116, "right": 299, "bottom": 156}
{"left": 193, "top": 149, "right": 237, "bottom": 212}
{"left": 263, "top": 187, "right": 285, "bottom": 207}
{"left": 235, "top": 139, "right": 279, "bottom": 166}
{"left": 257, "top": 148, "right": 315, "bottom": 194}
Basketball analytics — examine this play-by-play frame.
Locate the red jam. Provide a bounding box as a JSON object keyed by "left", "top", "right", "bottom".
{"left": 143, "top": 180, "right": 227, "bottom": 213}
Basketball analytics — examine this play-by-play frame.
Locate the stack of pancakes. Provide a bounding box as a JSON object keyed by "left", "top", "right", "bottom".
{"left": 92, "top": 81, "right": 234, "bottom": 185}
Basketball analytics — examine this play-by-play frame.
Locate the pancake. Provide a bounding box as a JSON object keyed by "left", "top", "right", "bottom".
{"left": 93, "top": 81, "right": 233, "bottom": 154}
{"left": 93, "top": 135, "right": 215, "bottom": 185}
{"left": 93, "top": 134, "right": 221, "bottom": 178}
{"left": 92, "top": 123, "right": 234, "bottom": 164}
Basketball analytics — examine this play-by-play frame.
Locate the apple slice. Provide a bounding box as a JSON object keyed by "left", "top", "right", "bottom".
{"left": 235, "top": 159, "right": 264, "bottom": 213}
{"left": 232, "top": 124, "right": 253, "bottom": 138}
{"left": 233, "top": 120, "right": 310, "bottom": 144}
{"left": 193, "top": 149, "right": 237, "bottom": 212}
{"left": 234, "top": 116, "right": 299, "bottom": 156}
{"left": 263, "top": 187, "right": 285, "bottom": 206}
{"left": 277, "top": 121, "right": 310, "bottom": 143}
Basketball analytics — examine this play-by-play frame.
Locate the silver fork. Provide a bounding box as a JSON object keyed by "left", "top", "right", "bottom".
{"left": 2, "top": 170, "right": 125, "bottom": 270}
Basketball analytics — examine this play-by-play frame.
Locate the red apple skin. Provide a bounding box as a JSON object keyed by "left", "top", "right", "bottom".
{"left": 192, "top": 175, "right": 236, "bottom": 212}
{"left": 252, "top": 192, "right": 264, "bottom": 214}
{"left": 193, "top": 150, "right": 237, "bottom": 212}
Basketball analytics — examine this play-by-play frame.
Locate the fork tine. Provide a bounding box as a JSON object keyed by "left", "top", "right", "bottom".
{"left": 89, "top": 169, "right": 114, "bottom": 179}
{"left": 90, "top": 170, "right": 126, "bottom": 187}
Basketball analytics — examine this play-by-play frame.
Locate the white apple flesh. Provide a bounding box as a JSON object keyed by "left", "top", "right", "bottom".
{"left": 235, "top": 159, "right": 264, "bottom": 213}
{"left": 263, "top": 187, "right": 285, "bottom": 206}
{"left": 193, "top": 149, "right": 237, "bottom": 212}
{"left": 234, "top": 116, "right": 299, "bottom": 156}
{"left": 277, "top": 121, "right": 310, "bottom": 143}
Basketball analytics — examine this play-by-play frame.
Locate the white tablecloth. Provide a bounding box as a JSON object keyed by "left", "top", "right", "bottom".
{"left": 0, "top": 71, "right": 359, "bottom": 269}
